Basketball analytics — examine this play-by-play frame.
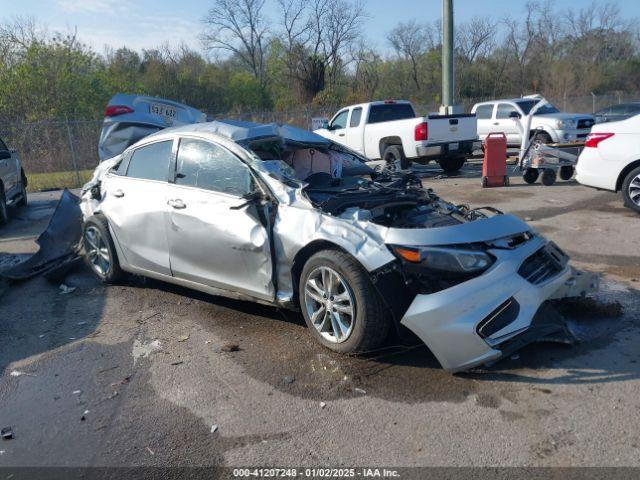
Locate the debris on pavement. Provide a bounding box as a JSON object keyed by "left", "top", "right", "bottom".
{"left": 554, "top": 297, "right": 623, "bottom": 319}
{"left": 170, "top": 361, "right": 184, "bottom": 366}
{"left": 73, "top": 390, "right": 82, "bottom": 395}
{"left": 132, "top": 339, "right": 162, "bottom": 363}
{"left": 177, "top": 334, "right": 190, "bottom": 342}
{"left": 59, "top": 284, "right": 76, "bottom": 295}
{"left": 146, "top": 447, "right": 155, "bottom": 456}
{"left": 216, "top": 342, "right": 240, "bottom": 353}
{"left": 10, "top": 370, "right": 36, "bottom": 377}
{"left": 211, "top": 425, "right": 219, "bottom": 434}
{"left": 1, "top": 427, "right": 14, "bottom": 440}
{"left": 354, "top": 388, "right": 367, "bottom": 395}
{"left": 283, "top": 376, "right": 296, "bottom": 385}
{"left": 320, "top": 402, "right": 327, "bottom": 409}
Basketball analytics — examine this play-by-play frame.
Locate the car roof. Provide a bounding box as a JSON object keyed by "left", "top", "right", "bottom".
{"left": 136, "top": 119, "right": 332, "bottom": 148}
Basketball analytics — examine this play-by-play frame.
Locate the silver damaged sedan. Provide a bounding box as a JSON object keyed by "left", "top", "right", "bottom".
{"left": 80, "top": 120, "right": 597, "bottom": 372}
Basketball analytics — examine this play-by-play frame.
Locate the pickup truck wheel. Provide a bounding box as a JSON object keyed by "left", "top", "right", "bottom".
{"left": 533, "top": 131, "right": 553, "bottom": 144}
{"left": 438, "top": 156, "right": 466, "bottom": 173}
{"left": 0, "top": 186, "right": 8, "bottom": 226}
{"left": 299, "top": 249, "right": 390, "bottom": 354}
{"left": 622, "top": 166, "right": 640, "bottom": 213}
{"left": 383, "top": 145, "right": 409, "bottom": 171}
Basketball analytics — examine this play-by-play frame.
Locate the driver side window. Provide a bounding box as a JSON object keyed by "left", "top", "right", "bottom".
{"left": 330, "top": 110, "right": 349, "bottom": 130}
{"left": 175, "top": 138, "right": 254, "bottom": 197}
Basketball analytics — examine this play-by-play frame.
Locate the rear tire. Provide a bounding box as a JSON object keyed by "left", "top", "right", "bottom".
{"left": 0, "top": 185, "right": 8, "bottom": 226}
{"left": 382, "top": 145, "right": 410, "bottom": 171}
{"left": 17, "top": 172, "right": 28, "bottom": 207}
{"left": 622, "top": 166, "right": 640, "bottom": 214}
{"left": 299, "top": 249, "right": 390, "bottom": 354}
{"left": 83, "top": 215, "right": 123, "bottom": 283}
{"left": 438, "top": 156, "right": 466, "bottom": 173}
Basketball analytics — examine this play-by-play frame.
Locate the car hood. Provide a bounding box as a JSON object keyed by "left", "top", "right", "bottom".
{"left": 383, "top": 214, "right": 531, "bottom": 246}
{"left": 535, "top": 113, "right": 594, "bottom": 122}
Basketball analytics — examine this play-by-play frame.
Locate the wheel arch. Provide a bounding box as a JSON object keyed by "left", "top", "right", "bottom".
{"left": 290, "top": 240, "right": 359, "bottom": 305}
{"left": 615, "top": 159, "right": 640, "bottom": 192}
{"left": 379, "top": 136, "right": 403, "bottom": 158}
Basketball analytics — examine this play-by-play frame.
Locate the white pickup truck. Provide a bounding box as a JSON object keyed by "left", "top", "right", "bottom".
{"left": 314, "top": 101, "right": 478, "bottom": 172}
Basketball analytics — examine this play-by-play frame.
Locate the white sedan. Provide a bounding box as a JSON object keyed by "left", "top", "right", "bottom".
{"left": 576, "top": 114, "right": 640, "bottom": 213}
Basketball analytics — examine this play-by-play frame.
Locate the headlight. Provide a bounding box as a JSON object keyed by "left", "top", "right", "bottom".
{"left": 556, "top": 119, "right": 575, "bottom": 129}
{"left": 391, "top": 245, "right": 494, "bottom": 273}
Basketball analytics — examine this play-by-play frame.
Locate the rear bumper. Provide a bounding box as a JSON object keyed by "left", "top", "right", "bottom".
{"left": 576, "top": 148, "right": 618, "bottom": 191}
{"left": 399, "top": 238, "right": 578, "bottom": 372}
{"left": 415, "top": 140, "right": 475, "bottom": 160}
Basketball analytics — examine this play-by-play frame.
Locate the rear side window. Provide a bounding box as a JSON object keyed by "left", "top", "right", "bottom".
{"left": 610, "top": 104, "right": 629, "bottom": 115}
{"left": 350, "top": 108, "right": 363, "bottom": 127}
{"left": 175, "top": 138, "right": 254, "bottom": 196}
{"left": 496, "top": 103, "right": 519, "bottom": 119}
{"left": 368, "top": 104, "right": 416, "bottom": 124}
{"left": 126, "top": 140, "right": 173, "bottom": 182}
{"left": 475, "top": 104, "right": 494, "bottom": 119}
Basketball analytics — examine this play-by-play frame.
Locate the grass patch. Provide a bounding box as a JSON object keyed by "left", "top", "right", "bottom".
{"left": 26, "top": 169, "right": 94, "bottom": 193}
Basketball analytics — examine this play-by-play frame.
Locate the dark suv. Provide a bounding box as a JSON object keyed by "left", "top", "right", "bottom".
{"left": 0, "top": 137, "right": 28, "bottom": 225}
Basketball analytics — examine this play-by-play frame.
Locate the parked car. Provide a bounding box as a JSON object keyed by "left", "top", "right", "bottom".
{"left": 314, "top": 100, "right": 478, "bottom": 173}
{"left": 576, "top": 115, "right": 640, "bottom": 213}
{"left": 98, "top": 93, "right": 206, "bottom": 161}
{"left": 0, "top": 137, "right": 28, "bottom": 225}
{"left": 594, "top": 102, "right": 640, "bottom": 124}
{"left": 472, "top": 96, "right": 595, "bottom": 146}
{"left": 80, "top": 119, "right": 595, "bottom": 372}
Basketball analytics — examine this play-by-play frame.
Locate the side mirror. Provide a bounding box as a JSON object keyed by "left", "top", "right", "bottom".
{"left": 509, "top": 111, "right": 522, "bottom": 119}
{"left": 0, "top": 151, "right": 11, "bottom": 160}
{"left": 230, "top": 189, "right": 267, "bottom": 210}
{"left": 321, "top": 121, "right": 329, "bottom": 130}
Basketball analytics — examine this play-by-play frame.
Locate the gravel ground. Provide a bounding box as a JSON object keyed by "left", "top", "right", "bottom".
{"left": 0, "top": 164, "right": 638, "bottom": 473}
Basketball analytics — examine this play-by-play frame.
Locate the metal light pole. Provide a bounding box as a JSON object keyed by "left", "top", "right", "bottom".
{"left": 440, "top": 0, "right": 462, "bottom": 115}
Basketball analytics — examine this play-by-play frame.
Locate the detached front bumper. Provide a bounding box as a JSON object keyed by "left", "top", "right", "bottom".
{"left": 399, "top": 237, "right": 589, "bottom": 372}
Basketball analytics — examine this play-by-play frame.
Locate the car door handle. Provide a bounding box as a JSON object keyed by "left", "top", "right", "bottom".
{"left": 493, "top": 122, "right": 500, "bottom": 125}
{"left": 113, "top": 189, "right": 125, "bottom": 198}
{"left": 338, "top": 133, "right": 345, "bottom": 137}
{"left": 168, "top": 199, "right": 186, "bottom": 209}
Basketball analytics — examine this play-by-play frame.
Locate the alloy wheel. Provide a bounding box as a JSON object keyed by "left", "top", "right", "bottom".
{"left": 84, "top": 226, "right": 110, "bottom": 276}
{"left": 629, "top": 174, "right": 640, "bottom": 207}
{"left": 304, "top": 266, "right": 356, "bottom": 343}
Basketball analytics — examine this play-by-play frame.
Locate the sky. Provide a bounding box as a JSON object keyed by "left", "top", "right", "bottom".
{"left": 2, "top": 0, "right": 639, "bottom": 56}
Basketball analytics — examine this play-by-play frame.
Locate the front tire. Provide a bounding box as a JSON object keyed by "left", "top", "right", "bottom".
{"left": 533, "top": 131, "right": 553, "bottom": 144}
{"left": 299, "top": 249, "right": 390, "bottom": 354}
{"left": 0, "top": 185, "right": 8, "bottom": 226}
{"left": 83, "top": 215, "right": 123, "bottom": 283}
{"left": 438, "top": 156, "right": 466, "bottom": 173}
{"left": 382, "top": 145, "right": 410, "bottom": 171}
{"left": 622, "top": 166, "right": 640, "bottom": 214}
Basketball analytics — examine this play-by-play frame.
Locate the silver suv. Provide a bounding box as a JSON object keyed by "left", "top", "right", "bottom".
{"left": 0, "top": 137, "right": 28, "bottom": 225}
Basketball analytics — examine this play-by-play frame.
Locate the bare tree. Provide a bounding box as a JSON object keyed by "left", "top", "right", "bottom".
{"left": 503, "top": 1, "right": 539, "bottom": 95}
{"left": 388, "top": 21, "right": 431, "bottom": 90}
{"left": 201, "top": 0, "right": 269, "bottom": 87}
{"left": 457, "top": 17, "right": 497, "bottom": 63}
{"left": 275, "top": 0, "right": 365, "bottom": 100}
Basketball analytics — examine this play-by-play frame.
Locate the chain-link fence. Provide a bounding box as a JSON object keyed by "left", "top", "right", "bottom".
{"left": 1, "top": 92, "right": 637, "bottom": 192}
